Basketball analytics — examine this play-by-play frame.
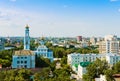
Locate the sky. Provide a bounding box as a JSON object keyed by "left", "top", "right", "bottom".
{"left": 0, "top": 0, "right": 120, "bottom": 37}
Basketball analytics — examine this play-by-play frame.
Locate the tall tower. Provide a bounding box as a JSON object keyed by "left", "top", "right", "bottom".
{"left": 24, "top": 25, "right": 30, "bottom": 50}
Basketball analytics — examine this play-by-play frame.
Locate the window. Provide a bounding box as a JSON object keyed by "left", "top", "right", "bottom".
{"left": 25, "top": 57, "right": 27, "bottom": 59}
{"left": 21, "top": 57, "right": 23, "bottom": 59}
{"left": 17, "top": 57, "right": 20, "bottom": 59}
{"left": 24, "top": 61, "right": 27, "bottom": 64}
{"left": 21, "top": 61, "right": 23, "bottom": 63}
{"left": 17, "top": 61, "right": 20, "bottom": 64}
{"left": 24, "top": 65, "right": 27, "bottom": 68}
{"left": 44, "top": 49, "right": 46, "bottom": 51}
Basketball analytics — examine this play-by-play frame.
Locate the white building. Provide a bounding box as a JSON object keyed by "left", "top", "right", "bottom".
{"left": 99, "top": 35, "right": 119, "bottom": 54}
{"left": 77, "top": 62, "right": 91, "bottom": 78}
{"left": 67, "top": 53, "right": 105, "bottom": 66}
{"left": 68, "top": 53, "right": 120, "bottom": 66}
{"left": 106, "top": 53, "right": 120, "bottom": 65}
{"left": 68, "top": 53, "right": 120, "bottom": 79}
{"left": 90, "top": 37, "right": 97, "bottom": 46}
{"left": 104, "top": 35, "right": 117, "bottom": 41}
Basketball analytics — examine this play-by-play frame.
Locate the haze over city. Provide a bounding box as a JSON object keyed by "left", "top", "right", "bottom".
{"left": 0, "top": 0, "right": 120, "bottom": 37}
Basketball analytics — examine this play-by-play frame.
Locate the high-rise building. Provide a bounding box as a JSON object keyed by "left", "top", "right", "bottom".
{"left": 76, "top": 36, "right": 82, "bottom": 43}
{"left": 90, "top": 37, "right": 97, "bottom": 46}
{"left": 24, "top": 25, "right": 30, "bottom": 50}
{"left": 99, "top": 35, "right": 119, "bottom": 54}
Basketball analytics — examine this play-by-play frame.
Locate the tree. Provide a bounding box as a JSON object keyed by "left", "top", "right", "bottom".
{"left": 83, "top": 59, "right": 109, "bottom": 80}
{"left": 113, "top": 61, "right": 120, "bottom": 73}
{"left": 35, "top": 56, "right": 50, "bottom": 68}
{"left": 104, "top": 69, "right": 115, "bottom": 81}
{"left": 1, "top": 69, "right": 32, "bottom": 81}
{"left": 53, "top": 47, "right": 66, "bottom": 58}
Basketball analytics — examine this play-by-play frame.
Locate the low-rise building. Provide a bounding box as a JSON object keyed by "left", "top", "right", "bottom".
{"left": 68, "top": 53, "right": 120, "bottom": 67}
{"left": 106, "top": 53, "right": 120, "bottom": 65}
{"left": 12, "top": 50, "right": 35, "bottom": 68}
{"left": 77, "top": 62, "right": 91, "bottom": 78}
{"left": 35, "top": 41, "right": 54, "bottom": 62}
{"left": 67, "top": 53, "right": 105, "bottom": 66}
{"left": 0, "top": 39, "right": 4, "bottom": 51}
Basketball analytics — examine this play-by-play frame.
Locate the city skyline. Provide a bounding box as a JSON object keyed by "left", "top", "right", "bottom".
{"left": 0, "top": 0, "right": 120, "bottom": 37}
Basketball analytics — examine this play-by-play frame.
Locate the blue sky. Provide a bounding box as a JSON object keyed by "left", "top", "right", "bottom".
{"left": 0, "top": 0, "right": 120, "bottom": 37}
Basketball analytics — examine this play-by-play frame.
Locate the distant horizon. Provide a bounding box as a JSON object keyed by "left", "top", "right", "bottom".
{"left": 0, "top": 0, "right": 120, "bottom": 37}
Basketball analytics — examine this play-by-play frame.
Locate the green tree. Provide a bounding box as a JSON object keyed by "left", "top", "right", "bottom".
{"left": 104, "top": 69, "right": 115, "bottom": 81}
{"left": 113, "top": 61, "right": 120, "bottom": 73}
{"left": 83, "top": 59, "right": 109, "bottom": 80}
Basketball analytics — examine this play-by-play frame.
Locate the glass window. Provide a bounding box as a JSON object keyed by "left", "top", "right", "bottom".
{"left": 24, "top": 61, "right": 27, "bottom": 63}
{"left": 21, "top": 61, "right": 23, "bottom": 63}
{"left": 17, "top": 61, "right": 20, "bottom": 64}
{"left": 24, "top": 65, "right": 27, "bottom": 68}
{"left": 21, "top": 57, "right": 23, "bottom": 59}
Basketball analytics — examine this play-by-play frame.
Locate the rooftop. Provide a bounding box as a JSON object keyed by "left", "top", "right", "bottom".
{"left": 80, "top": 62, "right": 91, "bottom": 67}
{"left": 14, "top": 50, "right": 34, "bottom": 56}
{"left": 74, "top": 64, "right": 78, "bottom": 68}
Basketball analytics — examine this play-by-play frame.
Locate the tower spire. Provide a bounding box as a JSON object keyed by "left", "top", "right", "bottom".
{"left": 24, "top": 24, "right": 30, "bottom": 50}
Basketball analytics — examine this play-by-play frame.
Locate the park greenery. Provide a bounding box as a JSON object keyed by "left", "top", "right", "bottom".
{"left": 46, "top": 42, "right": 99, "bottom": 58}
{"left": 83, "top": 59, "right": 120, "bottom": 81}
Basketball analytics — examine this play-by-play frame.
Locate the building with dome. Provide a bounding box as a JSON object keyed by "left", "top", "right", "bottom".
{"left": 34, "top": 40, "right": 54, "bottom": 62}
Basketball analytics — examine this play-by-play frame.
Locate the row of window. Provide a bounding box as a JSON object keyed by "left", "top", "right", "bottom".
{"left": 17, "top": 61, "right": 27, "bottom": 64}
{"left": 38, "top": 49, "right": 47, "bottom": 52}
{"left": 17, "top": 57, "right": 27, "bottom": 59}
{"left": 17, "top": 65, "right": 27, "bottom": 68}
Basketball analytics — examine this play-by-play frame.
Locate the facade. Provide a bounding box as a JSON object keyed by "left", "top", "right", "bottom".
{"left": 68, "top": 53, "right": 120, "bottom": 79}
{"left": 67, "top": 53, "right": 105, "bottom": 66}
{"left": 12, "top": 50, "right": 35, "bottom": 68}
{"left": 104, "top": 35, "right": 117, "bottom": 41}
{"left": 90, "top": 37, "right": 97, "bottom": 46}
{"left": 106, "top": 53, "right": 120, "bottom": 65}
{"left": 24, "top": 25, "right": 30, "bottom": 50}
{"left": 35, "top": 40, "right": 54, "bottom": 62}
{"left": 99, "top": 35, "right": 119, "bottom": 54}
{"left": 72, "top": 64, "right": 78, "bottom": 73}
{"left": 77, "top": 62, "right": 91, "bottom": 78}
{"left": 80, "top": 41, "right": 89, "bottom": 48}
{"left": 99, "top": 40, "right": 119, "bottom": 54}
{"left": 0, "top": 38, "right": 4, "bottom": 50}
{"left": 67, "top": 53, "right": 120, "bottom": 66}
{"left": 77, "top": 36, "right": 82, "bottom": 43}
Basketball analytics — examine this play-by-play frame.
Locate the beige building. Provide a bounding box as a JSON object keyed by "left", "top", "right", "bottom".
{"left": 99, "top": 35, "right": 119, "bottom": 54}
